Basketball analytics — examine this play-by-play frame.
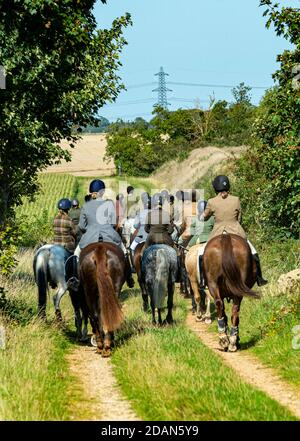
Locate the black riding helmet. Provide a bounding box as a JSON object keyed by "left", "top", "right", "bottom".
{"left": 57, "top": 198, "right": 71, "bottom": 211}
{"left": 212, "top": 175, "right": 230, "bottom": 192}
{"left": 89, "top": 179, "right": 105, "bottom": 193}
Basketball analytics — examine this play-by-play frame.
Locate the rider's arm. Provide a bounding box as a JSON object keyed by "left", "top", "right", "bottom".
{"left": 78, "top": 205, "right": 87, "bottom": 233}
{"left": 200, "top": 200, "right": 213, "bottom": 221}
{"left": 237, "top": 198, "right": 242, "bottom": 223}
{"left": 144, "top": 212, "right": 151, "bottom": 233}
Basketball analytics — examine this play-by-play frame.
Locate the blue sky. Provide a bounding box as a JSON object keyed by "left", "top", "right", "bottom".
{"left": 93, "top": 0, "right": 298, "bottom": 122}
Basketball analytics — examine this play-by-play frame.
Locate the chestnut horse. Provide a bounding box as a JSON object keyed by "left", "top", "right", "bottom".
{"left": 79, "top": 242, "right": 125, "bottom": 357}
{"left": 203, "top": 233, "right": 259, "bottom": 352}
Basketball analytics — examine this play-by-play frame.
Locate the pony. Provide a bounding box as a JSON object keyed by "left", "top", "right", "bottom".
{"left": 203, "top": 233, "right": 259, "bottom": 352}
{"left": 33, "top": 244, "right": 88, "bottom": 341}
{"left": 185, "top": 244, "right": 213, "bottom": 323}
{"left": 142, "top": 244, "right": 177, "bottom": 325}
{"left": 132, "top": 241, "right": 149, "bottom": 312}
{"left": 79, "top": 242, "right": 125, "bottom": 357}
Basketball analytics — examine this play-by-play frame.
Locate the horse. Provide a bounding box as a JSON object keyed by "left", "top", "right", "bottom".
{"left": 185, "top": 244, "right": 213, "bottom": 323}
{"left": 203, "top": 233, "right": 259, "bottom": 352}
{"left": 132, "top": 241, "right": 149, "bottom": 312}
{"left": 79, "top": 242, "right": 125, "bottom": 357}
{"left": 142, "top": 244, "right": 177, "bottom": 325}
{"left": 33, "top": 244, "right": 88, "bottom": 341}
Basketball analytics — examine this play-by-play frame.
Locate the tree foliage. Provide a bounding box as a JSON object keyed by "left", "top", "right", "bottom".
{"left": 233, "top": 1, "right": 300, "bottom": 239}
{"left": 0, "top": 0, "right": 131, "bottom": 222}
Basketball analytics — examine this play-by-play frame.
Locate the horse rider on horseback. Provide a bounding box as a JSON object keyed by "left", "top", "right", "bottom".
{"left": 69, "top": 198, "right": 82, "bottom": 244}
{"left": 198, "top": 175, "right": 268, "bottom": 288}
{"left": 73, "top": 179, "right": 134, "bottom": 288}
{"left": 144, "top": 193, "right": 181, "bottom": 282}
{"left": 130, "top": 192, "right": 151, "bottom": 254}
{"left": 188, "top": 200, "right": 215, "bottom": 248}
{"left": 53, "top": 198, "right": 77, "bottom": 255}
{"left": 144, "top": 193, "right": 174, "bottom": 249}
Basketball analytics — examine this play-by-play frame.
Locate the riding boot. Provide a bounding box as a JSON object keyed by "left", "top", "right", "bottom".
{"left": 176, "top": 255, "right": 182, "bottom": 283}
{"left": 253, "top": 253, "right": 268, "bottom": 286}
{"left": 198, "top": 255, "right": 205, "bottom": 289}
{"left": 125, "top": 253, "right": 135, "bottom": 288}
{"left": 129, "top": 248, "right": 136, "bottom": 273}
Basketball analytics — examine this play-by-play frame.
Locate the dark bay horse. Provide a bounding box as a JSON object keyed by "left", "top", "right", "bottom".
{"left": 142, "top": 244, "right": 177, "bottom": 325}
{"left": 33, "top": 244, "right": 88, "bottom": 341}
{"left": 79, "top": 242, "right": 125, "bottom": 357}
{"left": 133, "top": 241, "right": 149, "bottom": 312}
{"left": 203, "top": 233, "right": 259, "bottom": 352}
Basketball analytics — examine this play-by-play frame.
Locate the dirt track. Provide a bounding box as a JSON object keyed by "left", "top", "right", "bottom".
{"left": 186, "top": 309, "right": 300, "bottom": 420}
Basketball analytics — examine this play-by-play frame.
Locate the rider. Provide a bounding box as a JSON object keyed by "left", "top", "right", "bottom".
{"left": 144, "top": 193, "right": 181, "bottom": 282}
{"left": 188, "top": 200, "right": 215, "bottom": 247}
{"left": 53, "top": 198, "right": 77, "bottom": 255}
{"left": 130, "top": 192, "right": 151, "bottom": 254}
{"left": 178, "top": 189, "right": 198, "bottom": 248}
{"left": 198, "top": 175, "right": 268, "bottom": 287}
{"left": 69, "top": 198, "right": 82, "bottom": 244}
{"left": 74, "top": 179, "right": 134, "bottom": 288}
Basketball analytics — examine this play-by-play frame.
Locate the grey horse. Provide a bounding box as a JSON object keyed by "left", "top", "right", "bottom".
{"left": 33, "top": 244, "right": 88, "bottom": 341}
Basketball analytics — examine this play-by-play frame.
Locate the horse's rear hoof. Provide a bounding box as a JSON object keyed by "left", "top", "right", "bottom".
{"left": 228, "top": 344, "right": 237, "bottom": 352}
{"left": 196, "top": 315, "right": 204, "bottom": 322}
{"left": 101, "top": 348, "right": 111, "bottom": 358}
{"left": 205, "top": 317, "right": 212, "bottom": 325}
{"left": 219, "top": 333, "right": 229, "bottom": 350}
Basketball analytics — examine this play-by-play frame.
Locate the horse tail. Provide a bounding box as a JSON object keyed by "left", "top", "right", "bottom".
{"left": 34, "top": 248, "right": 49, "bottom": 315}
{"left": 94, "top": 245, "right": 123, "bottom": 332}
{"left": 153, "top": 249, "right": 169, "bottom": 309}
{"left": 221, "top": 234, "right": 259, "bottom": 298}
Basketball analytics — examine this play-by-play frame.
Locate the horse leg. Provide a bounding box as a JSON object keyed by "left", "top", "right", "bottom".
{"left": 228, "top": 296, "right": 242, "bottom": 352}
{"left": 164, "top": 281, "right": 174, "bottom": 325}
{"left": 53, "top": 284, "right": 67, "bottom": 322}
{"left": 204, "top": 289, "right": 212, "bottom": 325}
{"left": 69, "top": 289, "right": 83, "bottom": 340}
{"left": 208, "top": 282, "right": 229, "bottom": 350}
{"left": 157, "top": 309, "right": 163, "bottom": 326}
{"left": 190, "top": 281, "right": 196, "bottom": 315}
{"left": 190, "top": 279, "right": 203, "bottom": 322}
{"left": 102, "top": 331, "right": 113, "bottom": 358}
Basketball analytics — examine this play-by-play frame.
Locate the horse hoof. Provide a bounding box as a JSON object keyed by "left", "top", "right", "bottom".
{"left": 96, "top": 347, "right": 103, "bottom": 354}
{"left": 205, "top": 318, "right": 212, "bottom": 325}
{"left": 219, "top": 334, "right": 229, "bottom": 350}
{"left": 91, "top": 335, "right": 97, "bottom": 347}
{"left": 101, "top": 348, "right": 111, "bottom": 358}
{"left": 196, "top": 315, "right": 204, "bottom": 322}
{"left": 228, "top": 344, "right": 237, "bottom": 352}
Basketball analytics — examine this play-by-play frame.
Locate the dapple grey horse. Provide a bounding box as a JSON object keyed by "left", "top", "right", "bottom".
{"left": 33, "top": 244, "right": 88, "bottom": 341}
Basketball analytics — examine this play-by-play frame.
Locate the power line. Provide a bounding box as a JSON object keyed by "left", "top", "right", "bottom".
{"left": 168, "top": 81, "right": 269, "bottom": 90}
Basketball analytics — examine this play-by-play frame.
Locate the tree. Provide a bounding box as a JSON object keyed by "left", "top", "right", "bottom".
{"left": 233, "top": 2, "right": 300, "bottom": 238}
{"left": 232, "top": 82, "right": 252, "bottom": 105}
{"left": 0, "top": 0, "right": 131, "bottom": 223}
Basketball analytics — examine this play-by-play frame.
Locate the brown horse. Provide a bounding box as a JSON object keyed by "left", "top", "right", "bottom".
{"left": 132, "top": 241, "right": 149, "bottom": 312}
{"left": 79, "top": 242, "right": 125, "bottom": 357}
{"left": 203, "top": 233, "right": 259, "bottom": 352}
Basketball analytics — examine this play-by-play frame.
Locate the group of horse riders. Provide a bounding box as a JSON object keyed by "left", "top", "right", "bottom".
{"left": 52, "top": 175, "right": 267, "bottom": 294}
